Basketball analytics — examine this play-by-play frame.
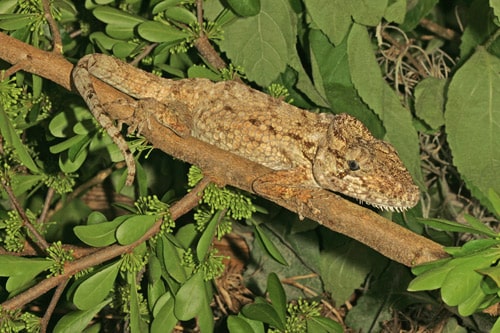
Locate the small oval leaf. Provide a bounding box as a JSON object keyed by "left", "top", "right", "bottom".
{"left": 74, "top": 217, "right": 125, "bottom": 247}
{"left": 174, "top": 270, "right": 206, "bottom": 320}
{"left": 137, "top": 21, "right": 190, "bottom": 43}
{"left": 73, "top": 260, "right": 121, "bottom": 310}
{"left": 115, "top": 215, "right": 158, "bottom": 245}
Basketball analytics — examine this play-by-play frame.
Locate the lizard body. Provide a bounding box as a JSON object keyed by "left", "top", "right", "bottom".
{"left": 73, "top": 54, "right": 420, "bottom": 211}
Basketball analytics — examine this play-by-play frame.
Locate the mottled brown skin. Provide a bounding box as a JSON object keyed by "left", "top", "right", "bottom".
{"left": 73, "top": 54, "right": 420, "bottom": 211}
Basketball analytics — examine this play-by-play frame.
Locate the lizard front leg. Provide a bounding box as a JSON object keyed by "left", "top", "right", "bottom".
{"left": 252, "top": 166, "right": 324, "bottom": 218}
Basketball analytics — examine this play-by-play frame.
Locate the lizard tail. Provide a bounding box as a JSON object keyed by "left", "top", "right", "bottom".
{"left": 72, "top": 54, "right": 136, "bottom": 186}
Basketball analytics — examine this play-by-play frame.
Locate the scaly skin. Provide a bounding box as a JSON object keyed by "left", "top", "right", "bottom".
{"left": 73, "top": 54, "right": 420, "bottom": 210}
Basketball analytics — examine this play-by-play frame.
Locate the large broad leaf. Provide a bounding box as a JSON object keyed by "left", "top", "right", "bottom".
{"left": 445, "top": 47, "right": 500, "bottom": 209}
{"left": 217, "top": 0, "right": 295, "bottom": 86}
{"left": 320, "top": 234, "right": 386, "bottom": 304}
{"left": 400, "top": 0, "right": 439, "bottom": 31}
{"left": 309, "top": 28, "right": 385, "bottom": 137}
{"left": 414, "top": 77, "right": 446, "bottom": 130}
{"left": 303, "top": 0, "right": 352, "bottom": 46}
{"left": 347, "top": 23, "right": 424, "bottom": 186}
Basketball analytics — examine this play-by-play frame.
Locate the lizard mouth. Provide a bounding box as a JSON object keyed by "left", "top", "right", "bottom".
{"left": 357, "top": 190, "right": 420, "bottom": 212}
{"left": 361, "top": 201, "right": 409, "bottom": 212}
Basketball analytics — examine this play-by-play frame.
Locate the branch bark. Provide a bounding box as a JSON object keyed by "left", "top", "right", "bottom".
{"left": 0, "top": 32, "right": 447, "bottom": 266}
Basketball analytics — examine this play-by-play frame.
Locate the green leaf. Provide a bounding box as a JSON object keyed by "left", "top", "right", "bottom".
{"left": 0, "top": 13, "right": 33, "bottom": 30}
{"left": 129, "top": 274, "right": 149, "bottom": 333}
{"left": 74, "top": 217, "right": 126, "bottom": 247}
{"left": 400, "top": 0, "right": 439, "bottom": 31}
{"left": 89, "top": 31, "right": 121, "bottom": 50}
{"left": 187, "top": 65, "right": 221, "bottom": 81}
{"left": 463, "top": 214, "right": 498, "bottom": 238}
{"left": 218, "top": 0, "right": 295, "bottom": 86}
{"left": 0, "top": 103, "right": 39, "bottom": 173}
{"left": 197, "top": 297, "right": 215, "bottom": 333}
{"left": 411, "top": 257, "right": 452, "bottom": 276}
{"left": 0, "top": 256, "right": 53, "bottom": 293}
{"left": 320, "top": 235, "right": 385, "bottom": 304}
{"left": 152, "top": 0, "right": 184, "bottom": 14}
{"left": 227, "top": 316, "right": 254, "bottom": 333}
{"left": 440, "top": 263, "right": 485, "bottom": 307}
{"left": 174, "top": 270, "right": 206, "bottom": 320}
{"left": 164, "top": 6, "right": 197, "bottom": 23}
{"left": 226, "top": 0, "right": 261, "bottom": 17}
{"left": 254, "top": 224, "right": 288, "bottom": 265}
{"left": 477, "top": 266, "right": 500, "bottom": 286}
{"left": 93, "top": 6, "right": 145, "bottom": 26}
{"left": 383, "top": 0, "right": 407, "bottom": 24}
{"left": 48, "top": 105, "right": 91, "bottom": 138}
{"left": 492, "top": 0, "right": 500, "bottom": 21}
{"left": 416, "top": 217, "right": 497, "bottom": 237}
{"left": 351, "top": 0, "right": 388, "bottom": 26}
{"left": 115, "top": 214, "right": 158, "bottom": 245}
{"left": 112, "top": 41, "right": 137, "bottom": 58}
{"left": 196, "top": 210, "right": 220, "bottom": 261}
{"left": 53, "top": 299, "right": 111, "bottom": 333}
{"left": 456, "top": 281, "right": 487, "bottom": 316}
{"left": 489, "top": 189, "right": 500, "bottom": 217}
{"left": 157, "top": 235, "right": 187, "bottom": 283}
{"left": 87, "top": 211, "right": 108, "bottom": 225}
{"left": 459, "top": 1, "right": 498, "bottom": 58}
{"left": 137, "top": 21, "right": 190, "bottom": 43}
{"left": 241, "top": 303, "right": 285, "bottom": 331}
{"left": 73, "top": 260, "right": 121, "bottom": 310}
{"left": 307, "top": 316, "right": 343, "bottom": 333}
{"left": 227, "top": 315, "right": 265, "bottom": 333}
{"left": 414, "top": 77, "right": 446, "bottom": 129}
{"left": 308, "top": 29, "right": 384, "bottom": 136}
{"left": 408, "top": 263, "right": 456, "bottom": 291}
{"left": 50, "top": 134, "right": 89, "bottom": 154}
{"left": 303, "top": 0, "right": 352, "bottom": 45}
{"left": 445, "top": 47, "right": 500, "bottom": 208}
{"left": 445, "top": 239, "right": 500, "bottom": 257}
{"left": 151, "top": 293, "right": 177, "bottom": 333}
{"left": 266, "top": 273, "right": 286, "bottom": 327}
{"left": 347, "top": 23, "right": 423, "bottom": 186}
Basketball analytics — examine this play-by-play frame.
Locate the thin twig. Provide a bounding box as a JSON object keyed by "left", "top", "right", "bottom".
{"left": 3, "top": 61, "right": 28, "bottom": 78}
{"left": 41, "top": 0, "right": 62, "bottom": 53}
{"left": 38, "top": 187, "right": 55, "bottom": 224}
{"left": 193, "top": 0, "right": 228, "bottom": 71}
{"left": 130, "top": 43, "right": 158, "bottom": 67}
{"left": 41, "top": 279, "right": 68, "bottom": 333}
{"left": 0, "top": 178, "right": 49, "bottom": 252}
{"left": 419, "top": 18, "right": 458, "bottom": 41}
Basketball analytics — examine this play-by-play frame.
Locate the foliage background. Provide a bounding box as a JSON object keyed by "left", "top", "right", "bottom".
{"left": 0, "top": 0, "right": 499, "bottom": 332}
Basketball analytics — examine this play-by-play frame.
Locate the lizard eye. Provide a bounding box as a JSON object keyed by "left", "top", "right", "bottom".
{"left": 347, "top": 160, "right": 360, "bottom": 171}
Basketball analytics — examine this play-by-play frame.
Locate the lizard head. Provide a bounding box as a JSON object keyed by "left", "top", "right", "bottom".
{"left": 312, "top": 113, "right": 420, "bottom": 211}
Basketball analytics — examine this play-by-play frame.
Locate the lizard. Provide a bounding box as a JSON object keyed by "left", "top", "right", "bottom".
{"left": 72, "top": 53, "right": 420, "bottom": 211}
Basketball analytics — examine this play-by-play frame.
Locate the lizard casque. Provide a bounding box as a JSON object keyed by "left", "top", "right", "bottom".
{"left": 73, "top": 54, "right": 420, "bottom": 211}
